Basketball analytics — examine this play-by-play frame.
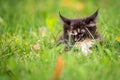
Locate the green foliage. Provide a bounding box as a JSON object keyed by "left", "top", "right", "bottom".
{"left": 0, "top": 0, "right": 120, "bottom": 80}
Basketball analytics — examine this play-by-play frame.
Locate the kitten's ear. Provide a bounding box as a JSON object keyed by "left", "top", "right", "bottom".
{"left": 85, "top": 9, "right": 98, "bottom": 23}
{"left": 89, "top": 9, "right": 98, "bottom": 20}
{"left": 59, "top": 12, "right": 71, "bottom": 25}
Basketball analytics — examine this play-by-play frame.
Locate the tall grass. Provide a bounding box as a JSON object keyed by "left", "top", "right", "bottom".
{"left": 0, "top": 0, "right": 120, "bottom": 80}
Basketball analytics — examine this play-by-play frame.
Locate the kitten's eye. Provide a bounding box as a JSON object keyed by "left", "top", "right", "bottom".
{"left": 75, "top": 24, "right": 79, "bottom": 27}
{"left": 85, "top": 20, "right": 91, "bottom": 24}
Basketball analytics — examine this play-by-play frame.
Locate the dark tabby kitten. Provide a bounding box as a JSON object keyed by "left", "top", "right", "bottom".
{"left": 58, "top": 10, "right": 101, "bottom": 54}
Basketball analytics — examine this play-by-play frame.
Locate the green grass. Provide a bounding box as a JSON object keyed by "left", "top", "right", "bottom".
{"left": 0, "top": 0, "right": 120, "bottom": 80}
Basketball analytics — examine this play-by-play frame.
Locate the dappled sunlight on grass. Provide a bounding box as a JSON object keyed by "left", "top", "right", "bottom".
{"left": 46, "top": 16, "right": 57, "bottom": 31}
{"left": 115, "top": 37, "right": 120, "bottom": 42}
{"left": 60, "top": 0, "right": 85, "bottom": 11}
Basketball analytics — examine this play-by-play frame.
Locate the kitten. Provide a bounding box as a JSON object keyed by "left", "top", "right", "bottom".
{"left": 58, "top": 10, "right": 101, "bottom": 55}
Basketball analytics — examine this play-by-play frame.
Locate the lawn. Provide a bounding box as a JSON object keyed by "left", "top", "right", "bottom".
{"left": 0, "top": 0, "right": 120, "bottom": 80}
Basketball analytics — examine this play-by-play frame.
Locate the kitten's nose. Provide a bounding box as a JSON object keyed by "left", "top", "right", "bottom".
{"left": 81, "top": 29, "right": 86, "bottom": 33}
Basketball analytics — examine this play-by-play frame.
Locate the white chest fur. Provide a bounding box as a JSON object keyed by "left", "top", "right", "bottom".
{"left": 74, "top": 39, "right": 95, "bottom": 55}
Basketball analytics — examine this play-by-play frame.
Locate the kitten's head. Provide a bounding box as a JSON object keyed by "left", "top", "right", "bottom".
{"left": 60, "top": 10, "right": 98, "bottom": 42}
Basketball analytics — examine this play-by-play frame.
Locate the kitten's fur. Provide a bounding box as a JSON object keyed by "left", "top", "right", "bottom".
{"left": 58, "top": 10, "right": 101, "bottom": 54}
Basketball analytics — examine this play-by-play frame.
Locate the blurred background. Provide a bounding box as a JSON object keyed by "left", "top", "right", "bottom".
{"left": 0, "top": 0, "right": 120, "bottom": 80}
{"left": 0, "top": 0, "right": 119, "bottom": 35}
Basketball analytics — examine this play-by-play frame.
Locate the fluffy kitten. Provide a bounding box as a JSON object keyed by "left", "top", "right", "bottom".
{"left": 58, "top": 10, "right": 101, "bottom": 54}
